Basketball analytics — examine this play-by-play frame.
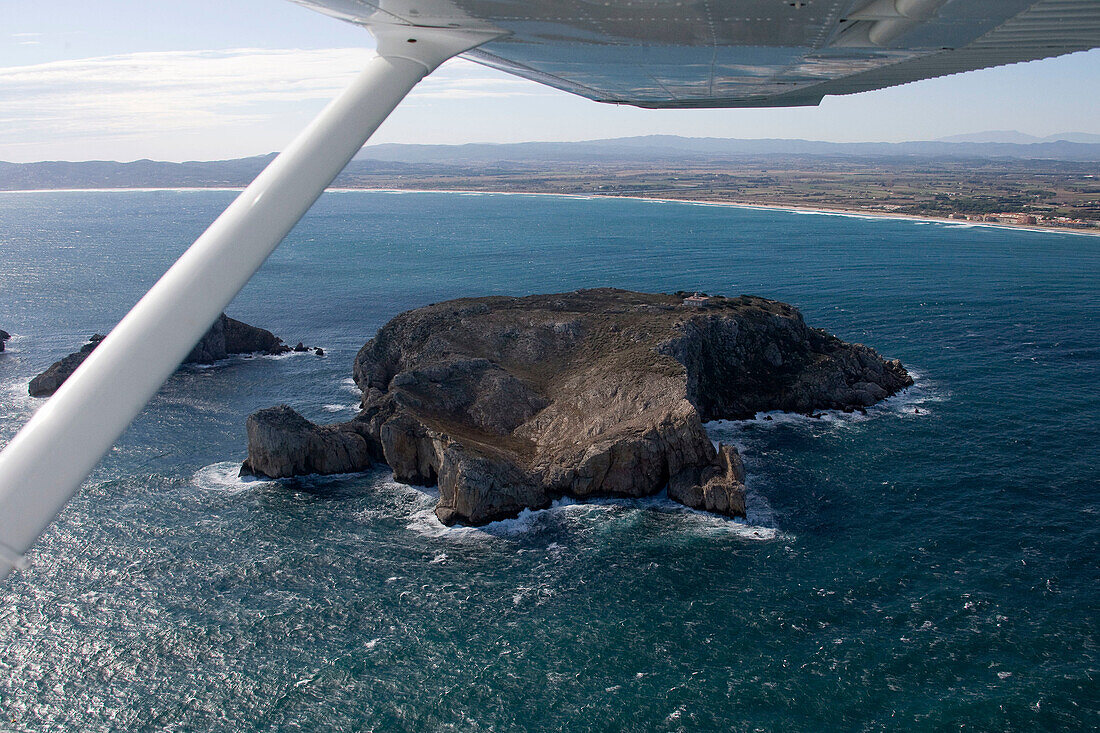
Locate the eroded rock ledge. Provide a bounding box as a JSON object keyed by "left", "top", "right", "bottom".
{"left": 242, "top": 289, "right": 912, "bottom": 525}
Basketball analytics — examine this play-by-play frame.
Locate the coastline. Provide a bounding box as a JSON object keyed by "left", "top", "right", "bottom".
{"left": 641, "top": 196, "right": 1100, "bottom": 237}
{"left": 2, "top": 185, "right": 1097, "bottom": 237}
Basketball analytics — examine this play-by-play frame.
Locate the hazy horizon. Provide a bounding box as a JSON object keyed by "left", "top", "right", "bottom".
{"left": 2, "top": 0, "right": 1099, "bottom": 163}
{"left": 2, "top": 130, "right": 1099, "bottom": 166}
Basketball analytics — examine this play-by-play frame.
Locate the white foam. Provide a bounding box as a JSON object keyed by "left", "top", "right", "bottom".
{"left": 258, "top": 350, "right": 311, "bottom": 361}
{"left": 364, "top": 478, "right": 491, "bottom": 541}
{"left": 3, "top": 380, "right": 44, "bottom": 416}
{"left": 786, "top": 208, "right": 881, "bottom": 221}
{"left": 322, "top": 403, "right": 356, "bottom": 413}
{"left": 642, "top": 492, "right": 780, "bottom": 541}
{"left": 192, "top": 461, "right": 375, "bottom": 495}
{"left": 191, "top": 461, "right": 271, "bottom": 494}
{"left": 744, "top": 487, "right": 778, "bottom": 529}
{"left": 6, "top": 187, "right": 1094, "bottom": 236}
{"left": 707, "top": 368, "right": 944, "bottom": 435}
{"left": 405, "top": 504, "right": 546, "bottom": 542}
{"left": 399, "top": 482, "right": 779, "bottom": 543}
{"left": 174, "top": 349, "right": 318, "bottom": 373}
{"left": 191, "top": 464, "right": 779, "bottom": 544}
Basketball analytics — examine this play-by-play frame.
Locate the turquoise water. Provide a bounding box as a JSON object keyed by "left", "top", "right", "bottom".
{"left": 0, "top": 191, "right": 1097, "bottom": 730}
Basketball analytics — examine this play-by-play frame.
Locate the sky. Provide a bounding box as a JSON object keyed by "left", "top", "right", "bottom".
{"left": 1, "top": 0, "right": 1098, "bottom": 163}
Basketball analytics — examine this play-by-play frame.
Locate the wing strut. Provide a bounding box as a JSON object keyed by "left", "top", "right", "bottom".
{"left": 0, "top": 26, "right": 504, "bottom": 581}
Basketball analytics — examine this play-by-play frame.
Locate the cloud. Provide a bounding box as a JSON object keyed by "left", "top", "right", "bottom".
{"left": 0, "top": 47, "right": 546, "bottom": 160}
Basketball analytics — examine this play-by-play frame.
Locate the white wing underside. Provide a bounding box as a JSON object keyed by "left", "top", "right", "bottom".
{"left": 291, "top": 0, "right": 1100, "bottom": 108}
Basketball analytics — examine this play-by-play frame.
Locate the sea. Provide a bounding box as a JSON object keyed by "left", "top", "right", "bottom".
{"left": 0, "top": 190, "right": 1097, "bottom": 731}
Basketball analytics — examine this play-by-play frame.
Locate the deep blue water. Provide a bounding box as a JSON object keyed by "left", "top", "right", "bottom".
{"left": 0, "top": 190, "right": 1097, "bottom": 731}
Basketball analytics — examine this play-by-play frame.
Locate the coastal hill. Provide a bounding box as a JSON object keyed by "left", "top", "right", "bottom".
{"left": 3, "top": 134, "right": 1099, "bottom": 192}
{"left": 3, "top": 136, "right": 1096, "bottom": 228}
{"left": 349, "top": 134, "right": 1100, "bottom": 164}
{"left": 241, "top": 290, "right": 912, "bottom": 525}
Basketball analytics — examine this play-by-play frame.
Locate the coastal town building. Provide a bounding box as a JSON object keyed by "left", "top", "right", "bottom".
{"left": 683, "top": 293, "right": 710, "bottom": 306}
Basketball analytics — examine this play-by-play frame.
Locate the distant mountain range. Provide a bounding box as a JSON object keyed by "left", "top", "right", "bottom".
{"left": 935, "top": 130, "right": 1100, "bottom": 144}
{"left": 0, "top": 156, "right": 280, "bottom": 191}
{"left": 350, "top": 134, "right": 1100, "bottom": 164}
{"left": 2, "top": 134, "right": 1098, "bottom": 190}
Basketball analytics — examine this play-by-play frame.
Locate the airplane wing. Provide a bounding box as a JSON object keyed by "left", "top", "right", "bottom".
{"left": 292, "top": 0, "right": 1100, "bottom": 108}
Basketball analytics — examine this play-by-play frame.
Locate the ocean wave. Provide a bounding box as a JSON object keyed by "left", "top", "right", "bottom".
{"left": 3, "top": 379, "right": 43, "bottom": 416}
{"left": 191, "top": 460, "right": 377, "bottom": 495}
{"left": 707, "top": 368, "right": 943, "bottom": 436}
{"left": 398, "top": 481, "right": 780, "bottom": 543}
{"left": 322, "top": 403, "right": 357, "bottom": 413}
{"left": 786, "top": 209, "right": 882, "bottom": 221}
{"left": 189, "top": 461, "right": 781, "bottom": 544}
{"left": 176, "top": 349, "right": 320, "bottom": 373}
{"left": 257, "top": 350, "right": 317, "bottom": 362}
{"left": 744, "top": 486, "right": 778, "bottom": 529}
{"left": 190, "top": 461, "right": 271, "bottom": 493}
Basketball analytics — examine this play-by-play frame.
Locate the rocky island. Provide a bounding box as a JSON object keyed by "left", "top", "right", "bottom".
{"left": 241, "top": 289, "right": 912, "bottom": 526}
{"left": 28, "top": 313, "right": 311, "bottom": 397}
{"left": 0, "top": 329, "right": 9, "bottom": 352}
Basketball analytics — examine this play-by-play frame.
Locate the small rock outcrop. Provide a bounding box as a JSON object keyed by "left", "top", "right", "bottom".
{"left": 183, "top": 314, "right": 290, "bottom": 364}
{"left": 0, "top": 329, "right": 10, "bottom": 352}
{"left": 28, "top": 334, "right": 105, "bottom": 397}
{"left": 243, "top": 290, "right": 913, "bottom": 526}
{"left": 239, "top": 405, "right": 374, "bottom": 478}
{"left": 28, "top": 314, "right": 294, "bottom": 397}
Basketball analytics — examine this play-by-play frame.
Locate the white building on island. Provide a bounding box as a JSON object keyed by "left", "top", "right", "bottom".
{"left": 683, "top": 293, "right": 710, "bottom": 307}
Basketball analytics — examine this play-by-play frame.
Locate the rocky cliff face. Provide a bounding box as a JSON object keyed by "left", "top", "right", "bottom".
{"left": 28, "top": 314, "right": 294, "bottom": 397}
{"left": 185, "top": 314, "right": 288, "bottom": 364}
{"left": 242, "top": 290, "right": 912, "bottom": 526}
{"left": 28, "top": 334, "right": 106, "bottom": 397}
{"left": 0, "top": 329, "right": 10, "bottom": 352}
{"left": 240, "top": 405, "right": 374, "bottom": 478}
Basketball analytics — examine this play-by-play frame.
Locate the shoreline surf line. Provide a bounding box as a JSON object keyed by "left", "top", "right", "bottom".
{"left": 2, "top": 186, "right": 1095, "bottom": 237}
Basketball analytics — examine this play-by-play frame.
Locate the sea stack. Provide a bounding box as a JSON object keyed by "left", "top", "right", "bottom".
{"left": 0, "top": 329, "right": 9, "bottom": 352}
{"left": 28, "top": 314, "right": 294, "bottom": 397}
{"left": 242, "top": 289, "right": 913, "bottom": 525}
